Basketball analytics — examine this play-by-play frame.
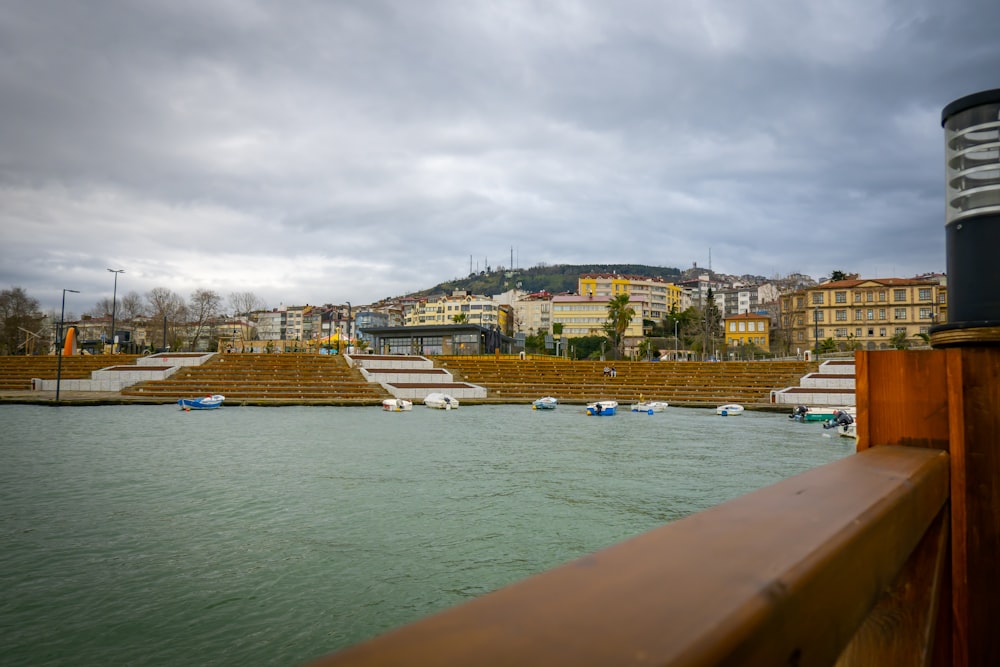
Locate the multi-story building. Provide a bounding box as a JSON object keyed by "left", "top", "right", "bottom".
{"left": 552, "top": 293, "right": 645, "bottom": 356}
{"left": 723, "top": 312, "right": 771, "bottom": 354}
{"left": 513, "top": 291, "right": 555, "bottom": 335}
{"left": 779, "top": 277, "right": 948, "bottom": 352}
{"left": 404, "top": 291, "right": 502, "bottom": 329}
{"left": 577, "top": 274, "right": 682, "bottom": 322}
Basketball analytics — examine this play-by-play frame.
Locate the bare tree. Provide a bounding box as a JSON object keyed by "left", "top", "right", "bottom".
{"left": 187, "top": 289, "right": 223, "bottom": 352}
{"left": 145, "top": 287, "right": 187, "bottom": 351}
{"left": 228, "top": 291, "right": 265, "bottom": 318}
{"left": 0, "top": 287, "right": 44, "bottom": 355}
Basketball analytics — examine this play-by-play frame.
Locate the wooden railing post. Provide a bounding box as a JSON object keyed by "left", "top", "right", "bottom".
{"left": 856, "top": 347, "right": 1000, "bottom": 666}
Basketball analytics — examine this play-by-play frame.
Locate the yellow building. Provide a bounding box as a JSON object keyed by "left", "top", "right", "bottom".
{"left": 552, "top": 293, "right": 645, "bottom": 356}
{"left": 779, "top": 277, "right": 947, "bottom": 352}
{"left": 578, "top": 274, "right": 682, "bottom": 322}
{"left": 723, "top": 313, "right": 771, "bottom": 353}
{"left": 405, "top": 292, "right": 502, "bottom": 328}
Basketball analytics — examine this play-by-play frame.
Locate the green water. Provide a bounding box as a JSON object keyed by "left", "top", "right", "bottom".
{"left": 0, "top": 403, "right": 853, "bottom": 666}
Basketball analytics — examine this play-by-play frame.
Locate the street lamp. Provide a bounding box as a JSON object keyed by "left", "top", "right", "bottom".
{"left": 107, "top": 268, "right": 124, "bottom": 353}
{"left": 56, "top": 288, "right": 80, "bottom": 402}
{"left": 813, "top": 306, "right": 820, "bottom": 359}
{"left": 674, "top": 319, "right": 679, "bottom": 360}
{"left": 346, "top": 301, "right": 352, "bottom": 354}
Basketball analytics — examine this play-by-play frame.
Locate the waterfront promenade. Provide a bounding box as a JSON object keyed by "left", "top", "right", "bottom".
{"left": 0, "top": 353, "right": 816, "bottom": 408}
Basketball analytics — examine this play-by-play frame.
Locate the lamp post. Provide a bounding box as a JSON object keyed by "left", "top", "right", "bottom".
{"left": 674, "top": 319, "right": 679, "bottom": 360}
{"left": 107, "top": 269, "right": 124, "bottom": 353}
{"left": 813, "top": 306, "right": 820, "bottom": 359}
{"left": 346, "top": 301, "right": 352, "bottom": 354}
{"left": 56, "top": 288, "right": 80, "bottom": 402}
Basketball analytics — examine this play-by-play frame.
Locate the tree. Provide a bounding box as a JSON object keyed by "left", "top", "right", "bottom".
{"left": 604, "top": 293, "right": 635, "bottom": 360}
{"left": 188, "top": 289, "right": 223, "bottom": 352}
{"left": 829, "top": 270, "right": 849, "bottom": 282}
{"left": 702, "top": 289, "right": 723, "bottom": 360}
{"left": 145, "top": 287, "right": 187, "bottom": 351}
{"left": 452, "top": 313, "right": 469, "bottom": 324}
{"left": 0, "top": 287, "right": 43, "bottom": 355}
{"left": 889, "top": 331, "right": 910, "bottom": 350}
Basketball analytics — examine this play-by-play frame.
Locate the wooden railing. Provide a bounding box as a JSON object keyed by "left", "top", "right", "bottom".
{"left": 307, "top": 347, "right": 1000, "bottom": 666}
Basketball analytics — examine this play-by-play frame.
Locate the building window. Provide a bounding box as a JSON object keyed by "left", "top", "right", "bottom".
{"left": 836, "top": 310, "right": 847, "bottom": 321}
{"left": 856, "top": 328, "right": 863, "bottom": 337}
{"left": 835, "top": 291, "right": 847, "bottom": 304}
{"left": 878, "top": 308, "right": 886, "bottom": 320}
{"left": 920, "top": 307, "right": 933, "bottom": 319}
{"left": 919, "top": 288, "right": 932, "bottom": 300}
{"left": 879, "top": 327, "right": 887, "bottom": 337}
{"left": 812, "top": 293, "right": 824, "bottom": 304}
{"left": 868, "top": 328, "right": 875, "bottom": 337}
{"left": 835, "top": 328, "right": 848, "bottom": 337}
{"left": 894, "top": 289, "right": 906, "bottom": 302}
{"left": 879, "top": 291, "right": 887, "bottom": 301}
{"left": 896, "top": 327, "right": 908, "bottom": 335}
{"left": 855, "top": 309, "right": 863, "bottom": 320}
{"left": 867, "top": 309, "right": 874, "bottom": 320}
{"left": 854, "top": 292, "right": 862, "bottom": 302}
{"left": 895, "top": 308, "right": 906, "bottom": 320}
{"left": 867, "top": 291, "right": 874, "bottom": 302}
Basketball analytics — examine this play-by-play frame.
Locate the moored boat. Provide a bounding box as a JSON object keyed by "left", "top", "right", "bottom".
{"left": 716, "top": 403, "right": 744, "bottom": 416}
{"left": 630, "top": 400, "right": 668, "bottom": 413}
{"left": 178, "top": 394, "right": 225, "bottom": 410}
{"left": 585, "top": 400, "right": 618, "bottom": 416}
{"left": 382, "top": 398, "right": 413, "bottom": 412}
{"left": 789, "top": 405, "right": 852, "bottom": 422}
{"left": 424, "top": 393, "right": 459, "bottom": 410}
{"left": 532, "top": 396, "right": 558, "bottom": 410}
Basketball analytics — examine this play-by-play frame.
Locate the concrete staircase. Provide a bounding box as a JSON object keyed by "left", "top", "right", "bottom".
{"left": 347, "top": 354, "right": 487, "bottom": 401}
{"left": 770, "top": 359, "right": 856, "bottom": 407}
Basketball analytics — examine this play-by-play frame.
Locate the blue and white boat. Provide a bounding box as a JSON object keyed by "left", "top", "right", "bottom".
{"left": 716, "top": 403, "right": 744, "bottom": 416}
{"left": 532, "top": 396, "right": 558, "bottom": 410}
{"left": 178, "top": 394, "right": 225, "bottom": 410}
{"left": 585, "top": 400, "right": 618, "bottom": 416}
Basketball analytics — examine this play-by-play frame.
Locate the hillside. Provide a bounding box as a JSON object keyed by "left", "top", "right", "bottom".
{"left": 413, "top": 263, "right": 687, "bottom": 297}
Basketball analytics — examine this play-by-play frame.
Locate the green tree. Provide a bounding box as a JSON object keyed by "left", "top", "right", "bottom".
{"left": 452, "top": 313, "right": 469, "bottom": 324}
{"left": 818, "top": 337, "right": 838, "bottom": 354}
{"left": 829, "top": 270, "right": 849, "bottom": 282}
{"left": 604, "top": 293, "right": 635, "bottom": 360}
{"left": 889, "top": 331, "right": 910, "bottom": 350}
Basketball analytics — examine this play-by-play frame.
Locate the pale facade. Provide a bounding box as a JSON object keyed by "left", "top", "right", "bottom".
{"left": 513, "top": 291, "right": 554, "bottom": 335}
{"left": 552, "top": 294, "right": 644, "bottom": 356}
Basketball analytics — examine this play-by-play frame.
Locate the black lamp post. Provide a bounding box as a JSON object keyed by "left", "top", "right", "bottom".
{"left": 813, "top": 306, "right": 820, "bottom": 358}
{"left": 107, "top": 268, "right": 124, "bottom": 353}
{"left": 346, "top": 301, "right": 352, "bottom": 354}
{"left": 56, "top": 288, "right": 80, "bottom": 402}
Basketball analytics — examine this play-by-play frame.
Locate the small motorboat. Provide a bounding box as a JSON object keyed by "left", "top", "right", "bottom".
{"left": 178, "top": 394, "right": 225, "bottom": 410}
{"left": 424, "top": 392, "right": 459, "bottom": 410}
{"left": 382, "top": 398, "right": 413, "bottom": 412}
{"left": 789, "top": 405, "right": 850, "bottom": 422}
{"left": 631, "top": 400, "right": 668, "bottom": 413}
{"left": 823, "top": 409, "right": 856, "bottom": 436}
{"left": 532, "top": 396, "right": 558, "bottom": 410}
{"left": 716, "top": 403, "right": 744, "bottom": 416}
{"left": 585, "top": 400, "right": 618, "bottom": 416}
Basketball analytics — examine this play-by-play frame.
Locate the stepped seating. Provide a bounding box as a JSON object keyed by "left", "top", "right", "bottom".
{"left": 0, "top": 355, "right": 141, "bottom": 390}
{"left": 119, "top": 353, "right": 392, "bottom": 403}
{"left": 434, "top": 357, "right": 816, "bottom": 406}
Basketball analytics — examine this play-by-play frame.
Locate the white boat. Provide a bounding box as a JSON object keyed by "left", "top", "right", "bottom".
{"left": 585, "top": 400, "right": 618, "bottom": 416}
{"left": 424, "top": 392, "right": 459, "bottom": 410}
{"left": 532, "top": 396, "right": 558, "bottom": 410}
{"left": 382, "top": 398, "right": 413, "bottom": 412}
{"left": 716, "top": 403, "right": 744, "bottom": 416}
{"left": 822, "top": 409, "right": 856, "bottom": 436}
{"left": 631, "top": 400, "right": 668, "bottom": 413}
{"left": 838, "top": 421, "right": 857, "bottom": 439}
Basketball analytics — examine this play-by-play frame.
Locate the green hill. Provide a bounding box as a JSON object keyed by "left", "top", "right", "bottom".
{"left": 416, "top": 263, "right": 684, "bottom": 297}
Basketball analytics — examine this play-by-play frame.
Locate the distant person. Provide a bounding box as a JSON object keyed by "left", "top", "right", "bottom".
{"left": 603, "top": 366, "right": 611, "bottom": 377}
{"left": 610, "top": 365, "right": 617, "bottom": 378}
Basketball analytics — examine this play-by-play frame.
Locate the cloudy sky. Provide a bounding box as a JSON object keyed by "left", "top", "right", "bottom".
{"left": 2, "top": 0, "right": 998, "bottom": 315}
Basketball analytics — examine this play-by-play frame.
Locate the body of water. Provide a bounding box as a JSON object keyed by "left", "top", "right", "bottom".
{"left": 0, "top": 403, "right": 854, "bottom": 666}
